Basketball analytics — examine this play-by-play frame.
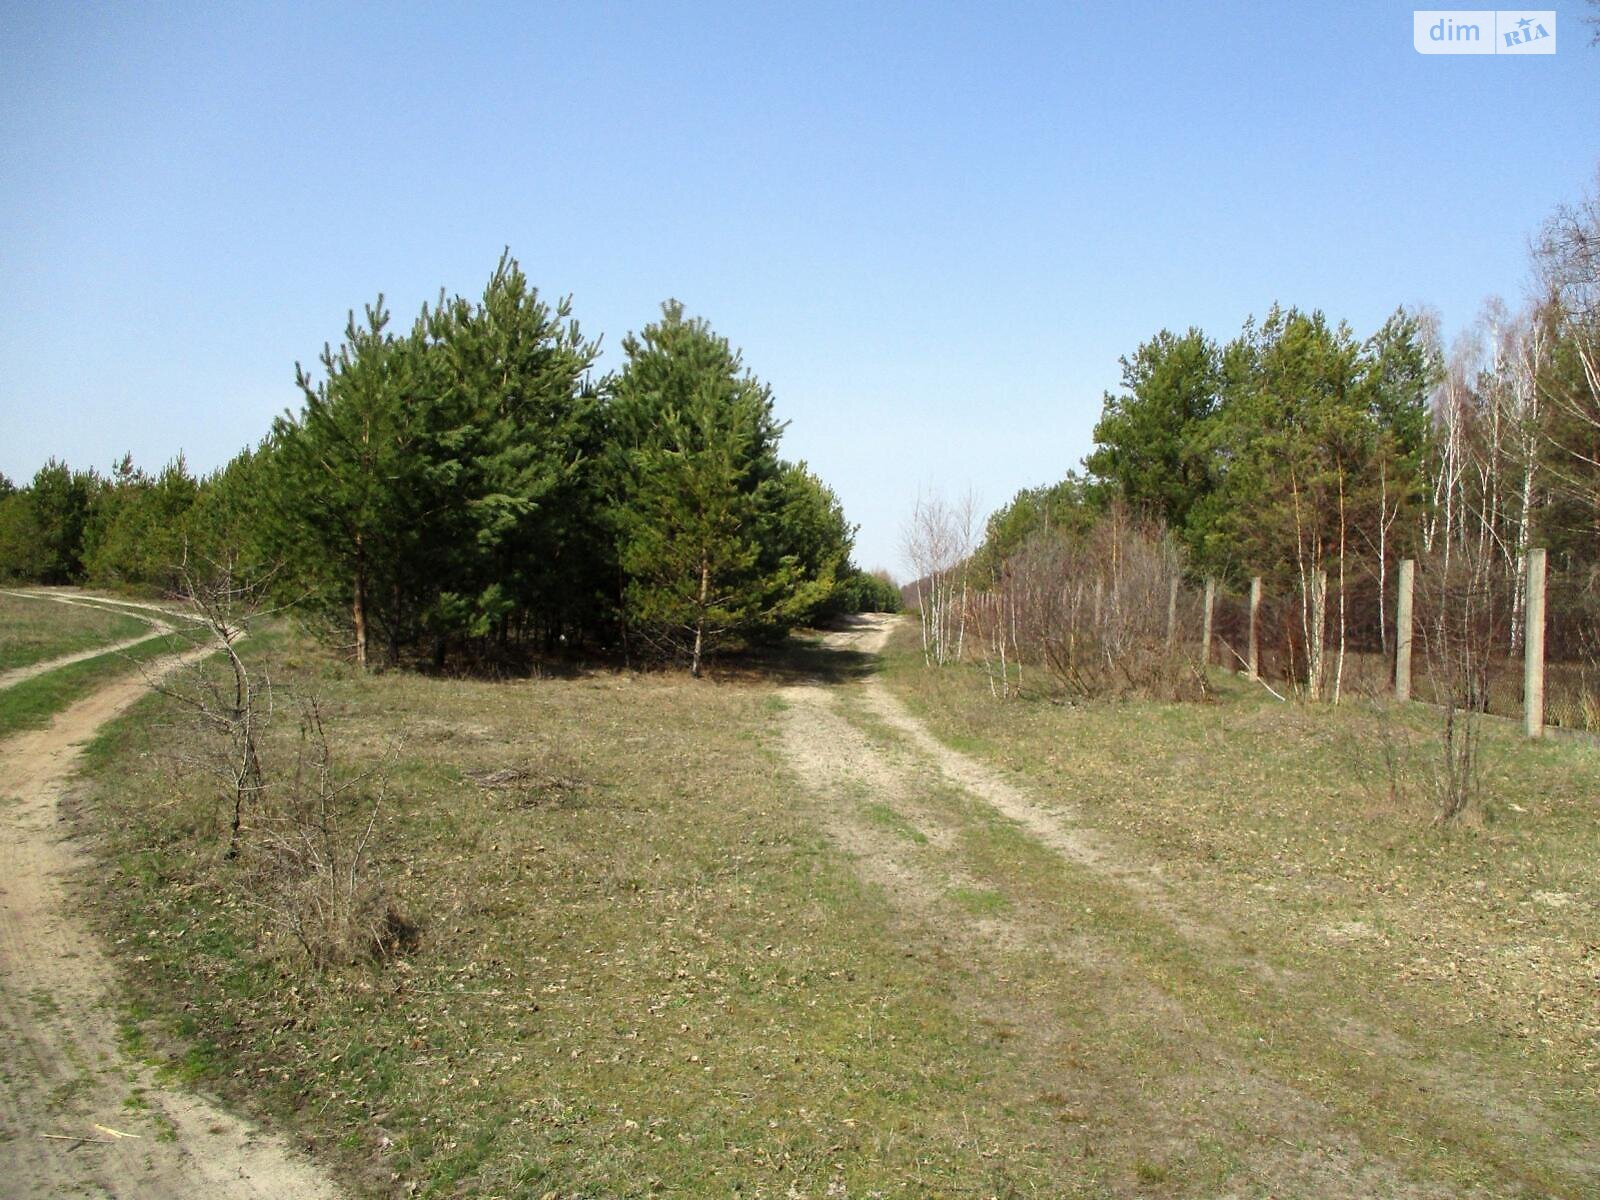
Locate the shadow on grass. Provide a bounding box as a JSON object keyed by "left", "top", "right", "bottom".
{"left": 712, "top": 616, "right": 888, "bottom": 687}
{"left": 412, "top": 650, "right": 589, "bottom": 682}
{"left": 308, "top": 614, "right": 896, "bottom": 688}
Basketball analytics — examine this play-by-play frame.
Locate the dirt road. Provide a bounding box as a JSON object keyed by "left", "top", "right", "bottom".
{"left": 0, "top": 589, "right": 198, "bottom": 692}
{"left": 774, "top": 614, "right": 1565, "bottom": 1198}
{"left": 0, "top": 647, "right": 340, "bottom": 1198}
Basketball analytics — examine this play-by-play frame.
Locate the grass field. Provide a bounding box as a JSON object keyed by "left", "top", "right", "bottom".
{"left": 1223, "top": 643, "right": 1600, "bottom": 732}
{"left": 77, "top": 627, "right": 1075, "bottom": 1198}
{"left": 0, "top": 592, "right": 151, "bottom": 671}
{"left": 877, "top": 622, "right": 1600, "bottom": 1195}
{"left": 63, "top": 616, "right": 1600, "bottom": 1197}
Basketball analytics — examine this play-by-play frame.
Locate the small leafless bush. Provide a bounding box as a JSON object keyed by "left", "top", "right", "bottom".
{"left": 1416, "top": 544, "right": 1510, "bottom": 823}
{"left": 160, "top": 551, "right": 411, "bottom": 969}
{"left": 1341, "top": 674, "right": 1415, "bottom": 812}
{"left": 982, "top": 507, "right": 1208, "bottom": 702}
{"left": 966, "top": 589, "right": 1021, "bottom": 698}
{"left": 244, "top": 697, "right": 414, "bottom": 969}
{"left": 156, "top": 552, "right": 276, "bottom": 857}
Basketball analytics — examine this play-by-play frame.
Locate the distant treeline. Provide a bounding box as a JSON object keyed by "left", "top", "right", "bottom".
{"left": 0, "top": 254, "right": 898, "bottom": 674}
{"left": 976, "top": 295, "right": 1597, "bottom": 589}
{"left": 959, "top": 171, "right": 1600, "bottom": 670}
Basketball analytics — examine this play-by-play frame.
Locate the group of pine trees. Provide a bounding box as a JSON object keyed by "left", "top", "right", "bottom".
{"left": 0, "top": 455, "right": 201, "bottom": 591}
{"left": 966, "top": 299, "right": 1589, "bottom": 660}
{"left": 0, "top": 254, "right": 898, "bottom": 674}
{"left": 1079, "top": 304, "right": 1437, "bottom": 593}
{"left": 972, "top": 171, "right": 1600, "bottom": 662}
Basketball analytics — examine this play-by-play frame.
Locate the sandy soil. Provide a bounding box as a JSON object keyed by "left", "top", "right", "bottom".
{"left": 0, "top": 644, "right": 340, "bottom": 1199}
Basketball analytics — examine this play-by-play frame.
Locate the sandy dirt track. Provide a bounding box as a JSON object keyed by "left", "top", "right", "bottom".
{"left": 0, "top": 589, "right": 198, "bottom": 692}
{"left": 0, "top": 645, "right": 340, "bottom": 1199}
{"left": 772, "top": 614, "right": 1555, "bottom": 1199}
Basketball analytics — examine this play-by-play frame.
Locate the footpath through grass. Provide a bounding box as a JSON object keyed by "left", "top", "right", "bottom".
{"left": 77, "top": 628, "right": 1075, "bottom": 1198}
{"left": 63, "top": 617, "right": 1600, "bottom": 1197}
{"left": 0, "top": 628, "right": 204, "bottom": 740}
{"left": 0, "top": 591, "right": 152, "bottom": 672}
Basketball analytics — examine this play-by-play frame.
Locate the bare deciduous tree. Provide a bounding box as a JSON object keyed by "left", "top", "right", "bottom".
{"left": 1416, "top": 540, "right": 1508, "bottom": 823}
{"left": 156, "top": 550, "right": 411, "bottom": 968}
{"left": 971, "top": 506, "right": 1205, "bottom": 702}
{"left": 902, "top": 489, "right": 977, "bottom": 667}
{"left": 1534, "top": 169, "right": 1600, "bottom": 521}
{"left": 155, "top": 551, "right": 278, "bottom": 857}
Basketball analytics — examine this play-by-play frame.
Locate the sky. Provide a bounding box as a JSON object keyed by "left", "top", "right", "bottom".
{"left": 1, "top": 1, "right": 1596, "bottom": 575}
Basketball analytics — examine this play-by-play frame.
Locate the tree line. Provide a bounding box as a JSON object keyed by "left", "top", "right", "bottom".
{"left": 0, "top": 254, "right": 899, "bottom": 674}
{"left": 965, "top": 169, "right": 1600, "bottom": 676}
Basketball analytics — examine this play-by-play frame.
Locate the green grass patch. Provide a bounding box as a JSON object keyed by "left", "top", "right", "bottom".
{"left": 946, "top": 885, "right": 1008, "bottom": 916}
{"left": 0, "top": 592, "right": 151, "bottom": 671}
{"left": 0, "top": 629, "right": 205, "bottom": 740}
{"left": 862, "top": 801, "right": 929, "bottom": 844}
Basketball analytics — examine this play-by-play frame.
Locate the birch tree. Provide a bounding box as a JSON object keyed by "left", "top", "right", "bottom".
{"left": 902, "top": 490, "right": 976, "bottom": 666}
{"left": 1533, "top": 170, "right": 1600, "bottom": 553}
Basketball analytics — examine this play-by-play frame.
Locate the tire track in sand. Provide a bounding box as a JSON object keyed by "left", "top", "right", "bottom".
{"left": 0, "top": 643, "right": 340, "bottom": 1199}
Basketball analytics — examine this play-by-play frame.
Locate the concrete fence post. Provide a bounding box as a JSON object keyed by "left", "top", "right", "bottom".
{"left": 1395, "top": 558, "right": 1414, "bottom": 702}
{"left": 1525, "top": 547, "right": 1547, "bottom": 739}
{"left": 1201, "top": 577, "right": 1216, "bottom": 667}
{"left": 1247, "top": 576, "right": 1262, "bottom": 680}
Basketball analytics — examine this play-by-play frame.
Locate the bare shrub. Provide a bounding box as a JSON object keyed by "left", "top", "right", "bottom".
{"left": 244, "top": 697, "right": 414, "bottom": 969}
{"left": 985, "top": 507, "right": 1208, "bottom": 702}
{"left": 160, "top": 551, "right": 410, "bottom": 969}
{"left": 156, "top": 552, "right": 276, "bottom": 857}
{"left": 966, "top": 588, "right": 1021, "bottom": 698}
{"left": 1416, "top": 543, "right": 1510, "bottom": 823}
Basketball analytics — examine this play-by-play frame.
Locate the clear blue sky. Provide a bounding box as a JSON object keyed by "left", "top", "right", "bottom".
{"left": 1, "top": 1, "right": 1595, "bottom": 574}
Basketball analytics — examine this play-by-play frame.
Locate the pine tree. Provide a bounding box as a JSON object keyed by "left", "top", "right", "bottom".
{"left": 25, "top": 459, "right": 98, "bottom": 584}
{"left": 414, "top": 253, "right": 605, "bottom": 656}
{"left": 1085, "top": 328, "right": 1220, "bottom": 552}
{"left": 610, "top": 301, "right": 796, "bottom": 676}
{"left": 271, "top": 300, "right": 423, "bottom": 670}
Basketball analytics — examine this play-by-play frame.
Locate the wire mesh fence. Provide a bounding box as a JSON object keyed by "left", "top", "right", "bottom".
{"left": 1199, "top": 554, "right": 1598, "bottom": 731}
{"left": 936, "top": 505, "right": 1597, "bottom": 732}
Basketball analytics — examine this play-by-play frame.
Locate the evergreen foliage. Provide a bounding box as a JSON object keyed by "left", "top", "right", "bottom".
{"left": 414, "top": 255, "right": 607, "bottom": 654}
{"left": 83, "top": 455, "right": 200, "bottom": 590}
{"left": 269, "top": 299, "right": 423, "bottom": 669}
{"left": 988, "top": 306, "right": 1438, "bottom": 592}
{"left": 609, "top": 301, "right": 848, "bottom": 674}
{"left": 969, "top": 475, "right": 1098, "bottom": 585}
{"left": 826, "top": 568, "right": 903, "bottom": 614}
{"left": 265, "top": 255, "right": 607, "bottom": 669}
{"left": 0, "top": 257, "right": 847, "bottom": 675}
{"left": 1084, "top": 328, "right": 1219, "bottom": 549}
